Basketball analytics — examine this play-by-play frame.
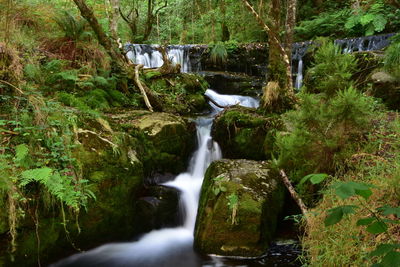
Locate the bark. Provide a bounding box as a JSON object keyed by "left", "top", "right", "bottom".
{"left": 134, "top": 64, "right": 153, "bottom": 112}
{"left": 73, "top": 0, "right": 126, "bottom": 74}
{"left": 109, "top": 0, "right": 120, "bottom": 41}
{"left": 241, "top": 0, "right": 293, "bottom": 91}
{"left": 285, "top": 0, "right": 297, "bottom": 59}
{"left": 279, "top": 169, "right": 309, "bottom": 224}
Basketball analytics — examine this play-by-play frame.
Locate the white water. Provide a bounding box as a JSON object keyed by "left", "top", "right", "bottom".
{"left": 52, "top": 90, "right": 258, "bottom": 267}
{"left": 126, "top": 45, "right": 191, "bottom": 73}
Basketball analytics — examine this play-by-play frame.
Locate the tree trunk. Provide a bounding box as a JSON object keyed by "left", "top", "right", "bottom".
{"left": 109, "top": 0, "right": 120, "bottom": 41}
{"left": 285, "top": 0, "right": 297, "bottom": 57}
{"left": 73, "top": 0, "right": 128, "bottom": 92}
{"left": 241, "top": 0, "right": 294, "bottom": 112}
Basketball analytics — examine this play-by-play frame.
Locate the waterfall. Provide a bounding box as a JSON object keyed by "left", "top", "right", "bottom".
{"left": 126, "top": 44, "right": 192, "bottom": 73}
{"left": 51, "top": 90, "right": 259, "bottom": 267}
{"left": 292, "top": 32, "right": 396, "bottom": 90}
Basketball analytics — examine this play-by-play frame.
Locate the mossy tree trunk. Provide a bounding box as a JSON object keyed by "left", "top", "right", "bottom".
{"left": 73, "top": 0, "right": 128, "bottom": 92}
{"left": 242, "top": 0, "right": 297, "bottom": 112}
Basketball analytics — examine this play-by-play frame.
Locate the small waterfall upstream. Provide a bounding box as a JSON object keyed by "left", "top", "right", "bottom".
{"left": 292, "top": 33, "right": 395, "bottom": 89}
{"left": 52, "top": 90, "right": 259, "bottom": 267}
{"left": 125, "top": 44, "right": 193, "bottom": 73}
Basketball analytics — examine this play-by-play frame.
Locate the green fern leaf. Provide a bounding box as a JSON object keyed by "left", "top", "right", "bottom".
{"left": 20, "top": 167, "right": 53, "bottom": 186}
{"left": 372, "top": 14, "right": 387, "bottom": 32}
{"left": 14, "top": 144, "right": 30, "bottom": 168}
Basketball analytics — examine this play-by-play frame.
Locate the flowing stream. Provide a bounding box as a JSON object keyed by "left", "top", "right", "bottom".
{"left": 51, "top": 90, "right": 267, "bottom": 267}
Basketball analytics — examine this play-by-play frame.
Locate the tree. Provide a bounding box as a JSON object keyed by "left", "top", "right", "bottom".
{"left": 120, "top": 0, "right": 168, "bottom": 43}
{"left": 242, "top": 0, "right": 297, "bottom": 112}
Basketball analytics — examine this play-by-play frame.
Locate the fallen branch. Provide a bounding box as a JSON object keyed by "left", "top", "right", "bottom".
{"left": 0, "top": 80, "right": 24, "bottom": 95}
{"left": 204, "top": 95, "right": 231, "bottom": 109}
{"left": 279, "top": 169, "right": 309, "bottom": 224}
{"left": 134, "top": 64, "right": 154, "bottom": 112}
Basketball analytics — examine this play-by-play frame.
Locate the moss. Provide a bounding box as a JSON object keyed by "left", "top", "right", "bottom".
{"left": 195, "top": 159, "right": 285, "bottom": 257}
{"left": 212, "top": 107, "right": 283, "bottom": 160}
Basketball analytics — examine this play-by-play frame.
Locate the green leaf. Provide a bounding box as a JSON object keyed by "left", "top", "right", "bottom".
{"left": 310, "top": 173, "right": 328, "bottom": 184}
{"left": 334, "top": 182, "right": 374, "bottom": 200}
{"left": 381, "top": 251, "right": 400, "bottom": 267}
{"left": 366, "top": 221, "right": 388, "bottom": 234}
{"left": 335, "top": 183, "right": 355, "bottom": 199}
{"left": 355, "top": 188, "right": 372, "bottom": 200}
{"left": 378, "top": 205, "right": 400, "bottom": 217}
{"left": 14, "top": 144, "right": 29, "bottom": 167}
{"left": 372, "top": 14, "right": 387, "bottom": 32}
{"left": 299, "top": 173, "right": 328, "bottom": 185}
{"left": 357, "top": 217, "right": 375, "bottom": 226}
{"left": 360, "top": 13, "right": 375, "bottom": 26}
{"left": 325, "top": 205, "right": 357, "bottom": 226}
{"left": 370, "top": 244, "right": 400, "bottom": 257}
{"left": 325, "top": 207, "right": 343, "bottom": 226}
{"left": 20, "top": 167, "right": 53, "bottom": 186}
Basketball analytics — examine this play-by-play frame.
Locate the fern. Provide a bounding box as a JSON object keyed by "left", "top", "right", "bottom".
{"left": 210, "top": 42, "right": 228, "bottom": 66}
{"left": 54, "top": 11, "right": 87, "bottom": 42}
{"left": 14, "top": 144, "right": 29, "bottom": 168}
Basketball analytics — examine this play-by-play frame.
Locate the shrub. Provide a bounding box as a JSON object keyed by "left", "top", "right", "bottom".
{"left": 304, "top": 42, "right": 357, "bottom": 97}
{"left": 276, "top": 87, "right": 375, "bottom": 183}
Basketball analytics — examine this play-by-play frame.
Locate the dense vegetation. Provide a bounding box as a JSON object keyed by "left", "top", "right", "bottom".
{"left": 0, "top": 0, "right": 399, "bottom": 266}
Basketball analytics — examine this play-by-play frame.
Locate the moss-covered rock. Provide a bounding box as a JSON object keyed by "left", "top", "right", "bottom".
{"left": 0, "top": 116, "right": 145, "bottom": 266}
{"left": 145, "top": 73, "right": 209, "bottom": 114}
{"left": 370, "top": 71, "right": 400, "bottom": 110}
{"left": 212, "top": 106, "right": 282, "bottom": 160}
{"left": 194, "top": 159, "right": 285, "bottom": 257}
{"left": 109, "top": 110, "right": 196, "bottom": 175}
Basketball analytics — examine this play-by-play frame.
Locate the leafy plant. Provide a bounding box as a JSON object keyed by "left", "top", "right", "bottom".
{"left": 210, "top": 42, "right": 228, "bottom": 66}
{"left": 305, "top": 42, "right": 357, "bottom": 97}
{"left": 384, "top": 36, "right": 400, "bottom": 79}
{"left": 54, "top": 11, "right": 89, "bottom": 41}
{"left": 344, "top": 2, "right": 387, "bottom": 36}
{"left": 323, "top": 181, "right": 400, "bottom": 266}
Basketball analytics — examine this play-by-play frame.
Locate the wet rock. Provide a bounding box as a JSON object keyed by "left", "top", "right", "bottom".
{"left": 110, "top": 110, "right": 196, "bottom": 175}
{"left": 194, "top": 159, "right": 285, "bottom": 257}
{"left": 134, "top": 185, "right": 182, "bottom": 233}
{"left": 212, "top": 106, "right": 282, "bottom": 160}
{"left": 201, "top": 71, "right": 263, "bottom": 96}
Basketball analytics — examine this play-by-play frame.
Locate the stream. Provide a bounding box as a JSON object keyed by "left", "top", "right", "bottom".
{"left": 51, "top": 90, "right": 300, "bottom": 267}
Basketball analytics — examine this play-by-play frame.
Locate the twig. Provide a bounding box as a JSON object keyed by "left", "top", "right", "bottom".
{"left": 134, "top": 64, "right": 154, "bottom": 112}
{"left": 0, "top": 80, "right": 24, "bottom": 95}
{"left": 279, "top": 169, "right": 309, "bottom": 224}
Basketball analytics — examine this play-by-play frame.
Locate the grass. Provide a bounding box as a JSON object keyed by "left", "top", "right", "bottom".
{"left": 302, "top": 113, "right": 400, "bottom": 266}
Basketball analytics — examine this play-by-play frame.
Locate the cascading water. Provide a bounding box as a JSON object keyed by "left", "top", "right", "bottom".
{"left": 125, "top": 44, "right": 192, "bottom": 73}
{"left": 291, "top": 32, "right": 396, "bottom": 90}
{"left": 51, "top": 90, "right": 259, "bottom": 267}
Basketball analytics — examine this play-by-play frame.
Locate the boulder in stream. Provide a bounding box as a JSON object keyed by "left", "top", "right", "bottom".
{"left": 212, "top": 106, "right": 282, "bottom": 160}
{"left": 194, "top": 159, "right": 285, "bottom": 257}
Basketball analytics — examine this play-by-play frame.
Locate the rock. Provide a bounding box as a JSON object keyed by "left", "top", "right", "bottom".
{"left": 0, "top": 117, "right": 145, "bottom": 266}
{"left": 134, "top": 185, "right": 182, "bottom": 233}
{"left": 212, "top": 106, "right": 282, "bottom": 160}
{"left": 110, "top": 110, "right": 196, "bottom": 175}
{"left": 201, "top": 71, "right": 263, "bottom": 96}
{"left": 370, "top": 71, "right": 400, "bottom": 110}
{"left": 145, "top": 73, "right": 209, "bottom": 114}
{"left": 194, "top": 159, "right": 285, "bottom": 257}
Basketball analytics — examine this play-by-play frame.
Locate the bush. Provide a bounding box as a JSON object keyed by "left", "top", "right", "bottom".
{"left": 304, "top": 42, "right": 357, "bottom": 97}
{"left": 384, "top": 36, "right": 400, "bottom": 80}
{"left": 276, "top": 87, "right": 375, "bottom": 183}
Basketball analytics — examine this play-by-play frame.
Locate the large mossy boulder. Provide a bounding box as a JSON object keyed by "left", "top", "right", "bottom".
{"left": 212, "top": 106, "right": 282, "bottom": 160}
{"left": 194, "top": 159, "right": 285, "bottom": 257}
{"left": 110, "top": 110, "right": 196, "bottom": 175}
{"left": 0, "top": 116, "right": 145, "bottom": 266}
{"left": 370, "top": 71, "right": 400, "bottom": 110}
{"left": 145, "top": 72, "right": 209, "bottom": 114}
